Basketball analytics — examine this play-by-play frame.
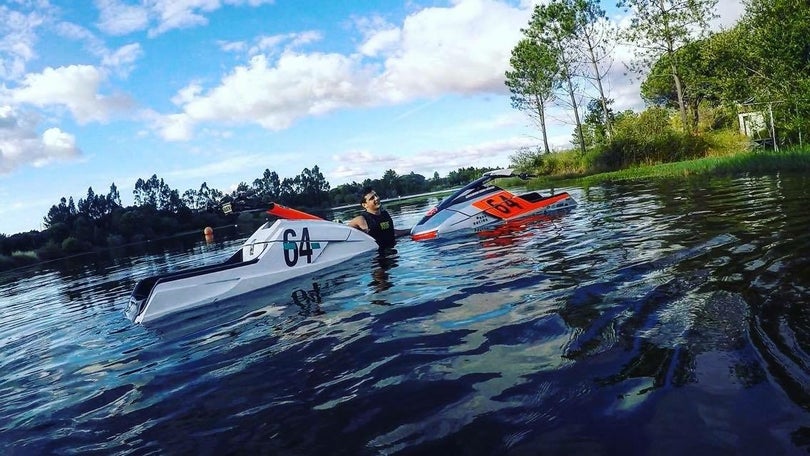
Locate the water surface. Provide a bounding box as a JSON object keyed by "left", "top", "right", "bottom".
{"left": 2, "top": 174, "right": 810, "bottom": 454}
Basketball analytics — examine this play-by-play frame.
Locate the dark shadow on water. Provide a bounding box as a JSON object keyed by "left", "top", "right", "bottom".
{"left": 368, "top": 249, "right": 399, "bottom": 299}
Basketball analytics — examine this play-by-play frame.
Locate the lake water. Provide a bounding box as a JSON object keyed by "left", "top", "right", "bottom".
{"left": 2, "top": 174, "right": 810, "bottom": 455}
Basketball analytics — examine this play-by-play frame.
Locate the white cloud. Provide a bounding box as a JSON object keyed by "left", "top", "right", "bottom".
{"left": 330, "top": 164, "right": 367, "bottom": 181}
{"left": 0, "top": 5, "right": 46, "bottom": 80}
{"left": 9, "top": 64, "right": 132, "bottom": 124}
{"left": 147, "top": 0, "right": 218, "bottom": 36}
{"left": 158, "top": 113, "right": 196, "bottom": 141}
{"left": 0, "top": 105, "right": 81, "bottom": 174}
{"left": 248, "top": 31, "right": 322, "bottom": 56}
{"left": 163, "top": 153, "right": 263, "bottom": 181}
{"left": 250, "top": 35, "right": 286, "bottom": 54}
{"left": 101, "top": 42, "right": 143, "bottom": 75}
{"left": 371, "top": 0, "right": 527, "bottom": 101}
{"left": 158, "top": 52, "right": 375, "bottom": 139}
{"left": 328, "top": 148, "right": 403, "bottom": 182}
{"left": 404, "top": 136, "right": 535, "bottom": 171}
{"left": 219, "top": 40, "right": 247, "bottom": 53}
{"left": 354, "top": 15, "right": 400, "bottom": 57}
{"left": 55, "top": 21, "right": 107, "bottom": 56}
{"left": 95, "top": 0, "right": 149, "bottom": 36}
{"left": 221, "top": 32, "right": 323, "bottom": 57}
{"left": 95, "top": 0, "right": 275, "bottom": 37}
{"left": 157, "top": 0, "right": 532, "bottom": 140}
{"left": 332, "top": 149, "right": 399, "bottom": 166}
{"left": 359, "top": 27, "right": 401, "bottom": 58}
{"left": 53, "top": 21, "right": 143, "bottom": 76}
{"left": 37, "top": 127, "right": 80, "bottom": 166}
{"left": 285, "top": 31, "right": 322, "bottom": 50}
{"left": 713, "top": 0, "right": 746, "bottom": 30}
{"left": 328, "top": 135, "right": 534, "bottom": 184}
{"left": 171, "top": 82, "right": 204, "bottom": 106}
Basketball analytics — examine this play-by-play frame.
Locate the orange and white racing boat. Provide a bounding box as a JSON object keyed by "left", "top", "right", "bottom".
{"left": 410, "top": 169, "right": 576, "bottom": 241}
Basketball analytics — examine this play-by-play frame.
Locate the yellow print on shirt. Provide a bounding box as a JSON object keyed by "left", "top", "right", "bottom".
{"left": 380, "top": 221, "right": 390, "bottom": 230}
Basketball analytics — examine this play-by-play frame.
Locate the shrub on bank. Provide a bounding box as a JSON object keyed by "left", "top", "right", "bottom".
{"left": 106, "top": 234, "right": 126, "bottom": 247}
{"left": 513, "top": 106, "right": 752, "bottom": 179}
{"left": 538, "top": 150, "right": 586, "bottom": 176}
{"left": 591, "top": 108, "right": 710, "bottom": 171}
{"left": 36, "top": 241, "right": 63, "bottom": 261}
{"left": 703, "top": 129, "right": 751, "bottom": 156}
{"left": 0, "top": 250, "right": 40, "bottom": 271}
{"left": 61, "top": 237, "right": 91, "bottom": 254}
{"left": 595, "top": 131, "right": 709, "bottom": 170}
{"left": 0, "top": 255, "right": 14, "bottom": 271}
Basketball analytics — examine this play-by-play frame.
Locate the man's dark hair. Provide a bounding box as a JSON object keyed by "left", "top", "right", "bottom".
{"left": 359, "top": 187, "right": 375, "bottom": 204}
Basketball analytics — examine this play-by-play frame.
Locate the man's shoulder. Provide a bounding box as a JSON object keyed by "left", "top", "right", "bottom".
{"left": 362, "top": 209, "right": 389, "bottom": 218}
{"left": 347, "top": 214, "right": 367, "bottom": 227}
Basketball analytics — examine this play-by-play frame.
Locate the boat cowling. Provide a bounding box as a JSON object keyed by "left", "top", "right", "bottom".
{"left": 410, "top": 169, "right": 576, "bottom": 240}
{"left": 128, "top": 216, "right": 378, "bottom": 324}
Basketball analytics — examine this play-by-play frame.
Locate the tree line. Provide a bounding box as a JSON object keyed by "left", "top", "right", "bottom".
{"left": 0, "top": 165, "right": 492, "bottom": 271}
{"left": 506, "top": 0, "right": 809, "bottom": 171}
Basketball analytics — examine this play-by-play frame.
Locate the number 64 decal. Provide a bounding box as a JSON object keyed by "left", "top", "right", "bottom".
{"left": 472, "top": 191, "right": 524, "bottom": 218}
{"left": 282, "top": 227, "right": 321, "bottom": 267}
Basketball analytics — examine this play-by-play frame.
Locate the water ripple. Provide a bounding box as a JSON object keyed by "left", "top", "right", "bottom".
{"left": 2, "top": 175, "right": 810, "bottom": 453}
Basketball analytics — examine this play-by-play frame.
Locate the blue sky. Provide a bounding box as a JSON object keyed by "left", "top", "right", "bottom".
{"left": 0, "top": 0, "right": 744, "bottom": 235}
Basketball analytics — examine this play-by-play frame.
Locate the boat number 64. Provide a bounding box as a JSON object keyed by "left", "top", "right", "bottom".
{"left": 283, "top": 227, "right": 316, "bottom": 267}
{"left": 486, "top": 194, "right": 522, "bottom": 214}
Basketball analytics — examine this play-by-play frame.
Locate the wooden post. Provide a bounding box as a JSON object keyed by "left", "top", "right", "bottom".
{"left": 768, "top": 102, "right": 778, "bottom": 152}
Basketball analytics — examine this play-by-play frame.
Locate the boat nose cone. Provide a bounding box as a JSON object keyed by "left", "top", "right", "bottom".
{"left": 411, "top": 230, "right": 438, "bottom": 241}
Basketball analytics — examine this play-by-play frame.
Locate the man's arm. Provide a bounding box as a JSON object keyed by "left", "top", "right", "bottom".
{"left": 394, "top": 228, "right": 410, "bottom": 238}
{"left": 346, "top": 215, "right": 369, "bottom": 232}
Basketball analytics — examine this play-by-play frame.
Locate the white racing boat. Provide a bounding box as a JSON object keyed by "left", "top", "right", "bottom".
{"left": 410, "top": 169, "right": 576, "bottom": 241}
{"left": 126, "top": 203, "right": 378, "bottom": 324}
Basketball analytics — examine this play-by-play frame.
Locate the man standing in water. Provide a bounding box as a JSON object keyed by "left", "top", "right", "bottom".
{"left": 347, "top": 187, "right": 410, "bottom": 249}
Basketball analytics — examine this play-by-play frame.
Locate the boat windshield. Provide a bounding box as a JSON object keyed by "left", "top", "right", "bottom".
{"left": 435, "top": 169, "right": 514, "bottom": 212}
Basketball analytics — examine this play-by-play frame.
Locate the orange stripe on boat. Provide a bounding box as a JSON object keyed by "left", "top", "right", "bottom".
{"left": 472, "top": 191, "right": 570, "bottom": 220}
{"left": 411, "top": 230, "right": 438, "bottom": 241}
{"left": 471, "top": 190, "right": 533, "bottom": 219}
{"left": 266, "top": 202, "right": 323, "bottom": 220}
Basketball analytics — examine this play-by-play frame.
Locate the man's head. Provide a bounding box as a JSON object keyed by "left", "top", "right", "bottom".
{"left": 360, "top": 187, "right": 381, "bottom": 212}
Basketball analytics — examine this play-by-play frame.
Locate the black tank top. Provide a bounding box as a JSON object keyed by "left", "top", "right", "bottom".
{"left": 361, "top": 210, "right": 396, "bottom": 249}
